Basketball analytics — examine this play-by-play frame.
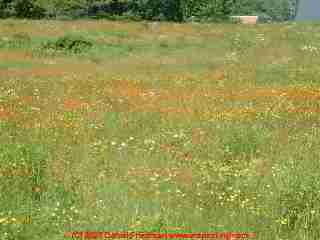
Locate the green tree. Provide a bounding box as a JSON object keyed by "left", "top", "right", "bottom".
{"left": 0, "top": 0, "right": 14, "bottom": 18}
{"left": 35, "top": 0, "right": 88, "bottom": 18}
{"left": 260, "top": 0, "right": 292, "bottom": 21}
{"left": 0, "top": 0, "right": 296, "bottom": 21}
{"left": 0, "top": 0, "right": 45, "bottom": 19}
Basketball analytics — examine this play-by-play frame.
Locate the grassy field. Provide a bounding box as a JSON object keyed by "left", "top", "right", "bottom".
{"left": 1, "top": 19, "right": 320, "bottom": 239}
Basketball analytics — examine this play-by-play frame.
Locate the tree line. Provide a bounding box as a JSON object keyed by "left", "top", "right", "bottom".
{"left": 0, "top": 0, "right": 298, "bottom": 22}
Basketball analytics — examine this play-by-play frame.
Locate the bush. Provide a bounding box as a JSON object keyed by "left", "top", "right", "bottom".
{"left": 42, "top": 35, "right": 93, "bottom": 54}
{"left": 83, "top": 1, "right": 132, "bottom": 19}
{"left": 128, "top": 0, "right": 183, "bottom": 22}
{"left": 0, "top": 0, "right": 13, "bottom": 18}
{"left": 14, "top": 0, "right": 45, "bottom": 19}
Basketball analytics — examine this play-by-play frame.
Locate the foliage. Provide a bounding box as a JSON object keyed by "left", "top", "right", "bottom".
{"left": 0, "top": 0, "right": 45, "bottom": 19}
{"left": 129, "top": 0, "right": 183, "bottom": 21}
{"left": 0, "top": 0, "right": 297, "bottom": 22}
{"left": 42, "top": 35, "right": 93, "bottom": 53}
{"left": 34, "top": 0, "right": 88, "bottom": 18}
{"left": 259, "top": 0, "right": 293, "bottom": 22}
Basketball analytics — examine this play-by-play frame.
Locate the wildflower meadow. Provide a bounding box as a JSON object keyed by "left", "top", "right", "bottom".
{"left": 0, "top": 19, "right": 320, "bottom": 239}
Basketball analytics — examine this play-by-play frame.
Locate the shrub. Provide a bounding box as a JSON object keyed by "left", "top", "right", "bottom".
{"left": 42, "top": 35, "right": 93, "bottom": 54}
{"left": 14, "top": 0, "right": 45, "bottom": 19}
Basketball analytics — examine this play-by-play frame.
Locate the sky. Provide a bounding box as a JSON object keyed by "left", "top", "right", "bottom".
{"left": 295, "top": 0, "right": 320, "bottom": 21}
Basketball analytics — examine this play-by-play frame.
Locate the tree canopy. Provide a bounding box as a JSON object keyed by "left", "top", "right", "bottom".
{"left": 0, "top": 0, "right": 298, "bottom": 22}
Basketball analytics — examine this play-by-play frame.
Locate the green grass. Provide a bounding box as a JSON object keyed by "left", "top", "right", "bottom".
{"left": 0, "top": 19, "right": 320, "bottom": 240}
